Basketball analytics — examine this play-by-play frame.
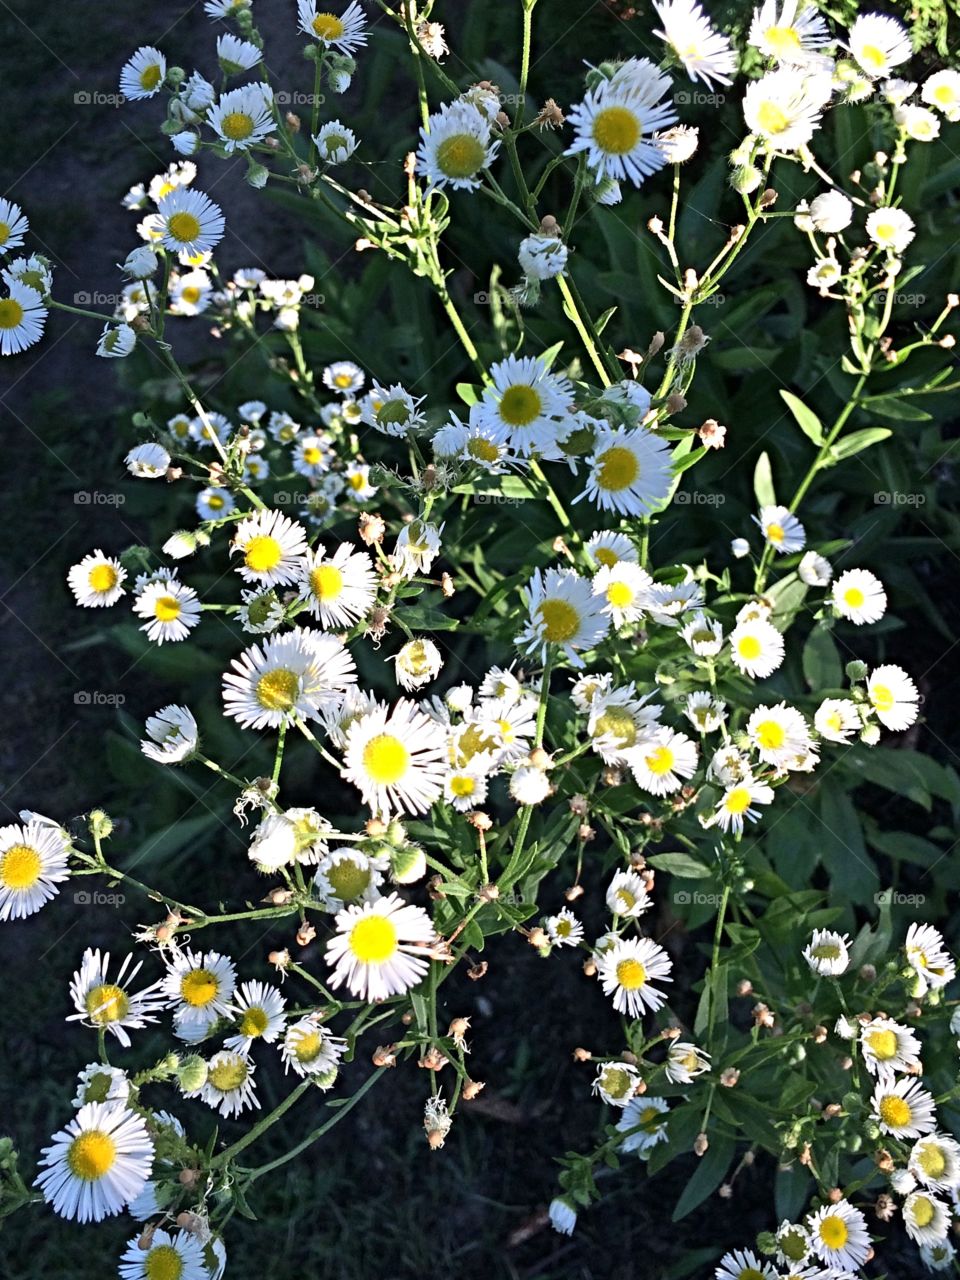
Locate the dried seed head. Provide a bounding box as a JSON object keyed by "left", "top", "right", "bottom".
{"left": 372, "top": 1044, "right": 398, "bottom": 1068}
{"left": 536, "top": 98, "right": 565, "bottom": 130}
{"left": 296, "top": 922, "right": 317, "bottom": 947}
{"left": 462, "top": 1078, "right": 485, "bottom": 1100}
{"left": 698, "top": 418, "right": 726, "bottom": 449}
{"left": 358, "top": 511, "right": 386, "bottom": 545}
{"left": 467, "top": 961, "right": 488, "bottom": 981}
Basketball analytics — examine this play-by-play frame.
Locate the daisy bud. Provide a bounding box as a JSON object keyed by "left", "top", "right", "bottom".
{"left": 372, "top": 1045, "right": 398, "bottom": 1068}
{"left": 441, "top": 572, "right": 455, "bottom": 598}
{"left": 123, "top": 246, "right": 159, "bottom": 278}
{"left": 846, "top": 659, "right": 869, "bottom": 682}
{"left": 823, "top": 1103, "right": 842, "bottom": 1119}
{"left": 737, "top": 979, "right": 753, "bottom": 996}
{"left": 390, "top": 843, "right": 426, "bottom": 884}
{"left": 718, "top": 1184, "right": 732, "bottom": 1199}
{"left": 860, "top": 963, "right": 877, "bottom": 982}
{"left": 466, "top": 810, "right": 492, "bottom": 831}
{"left": 527, "top": 926, "right": 548, "bottom": 949}
{"left": 582, "top": 956, "right": 597, "bottom": 977}
{"left": 88, "top": 809, "right": 114, "bottom": 840}
{"left": 462, "top": 1078, "right": 485, "bottom": 1100}
{"left": 813, "top": 1025, "right": 828, "bottom": 1043}
{"left": 694, "top": 1132, "right": 709, "bottom": 1157}
{"left": 665, "top": 393, "right": 687, "bottom": 414}
{"left": 720, "top": 1068, "right": 740, "bottom": 1088}
{"left": 565, "top": 884, "right": 584, "bottom": 902}
{"left": 940, "top": 334, "right": 956, "bottom": 348}
{"left": 177, "top": 1055, "right": 208, "bottom": 1093}
{"left": 246, "top": 163, "right": 269, "bottom": 189}
{"left": 731, "top": 165, "right": 763, "bottom": 195}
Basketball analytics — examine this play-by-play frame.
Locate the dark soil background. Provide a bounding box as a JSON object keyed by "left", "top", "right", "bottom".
{"left": 1, "top": 3, "right": 958, "bottom": 1279}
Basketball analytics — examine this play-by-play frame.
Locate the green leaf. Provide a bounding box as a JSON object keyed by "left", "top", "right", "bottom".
{"left": 830, "top": 428, "right": 892, "bottom": 461}
{"left": 802, "top": 626, "right": 842, "bottom": 689}
{"left": 647, "top": 851, "right": 713, "bottom": 879}
{"left": 775, "top": 1164, "right": 813, "bottom": 1223}
{"left": 779, "top": 390, "right": 824, "bottom": 445}
{"left": 863, "top": 395, "right": 932, "bottom": 422}
{"left": 671, "top": 1132, "right": 736, "bottom": 1220}
{"left": 753, "top": 450, "right": 776, "bottom": 507}
{"left": 455, "top": 381, "right": 480, "bottom": 406}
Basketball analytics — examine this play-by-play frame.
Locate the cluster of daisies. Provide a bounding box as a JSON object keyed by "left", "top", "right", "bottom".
{"left": 706, "top": 922, "right": 959, "bottom": 1277}
{"left": 0, "top": 197, "right": 50, "bottom": 356}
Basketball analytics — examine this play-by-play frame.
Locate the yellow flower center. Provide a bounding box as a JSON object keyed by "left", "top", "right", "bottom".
{"left": 825, "top": 711, "right": 843, "bottom": 733}
{"left": 376, "top": 399, "right": 409, "bottom": 428}
{"left": 348, "top": 471, "right": 367, "bottom": 491}
{"left": 206, "top": 493, "right": 225, "bottom": 510}
{"left": 310, "top": 563, "right": 344, "bottom": 601}
{"left": 302, "top": 445, "right": 324, "bottom": 465}
{"left": 239, "top": 1006, "right": 270, "bottom": 1038}
{"left": 593, "top": 707, "right": 637, "bottom": 747}
{"left": 208, "top": 1056, "right": 249, "bottom": 1093}
{"left": 244, "top": 534, "right": 283, "bottom": 573}
{"left": 638, "top": 1105, "right": 661, "bottom": 1128}
{"left": 139, "top": 64, "right": 163, "bottom": 91}
{"left": 765, "top": 522, "right": 785, "bottom": 543}
{"left": 0, "top": 298, "right": 25, "bottom": 330}
{"left": 600, "top": 1066, "right": 632, "bottom": 1099}
{"left": 592, "top": 105, "right": 641, "bottom": 154}
{"left": 67, "top": 1130, "right": 117, "bottom": 1181}
{"left": 312, "top": 13, "right": 346, "bottom": 39}
{"left": 859, "top": 42, "right": 886, "bottom": 71}
{"left": 645, "top": 745, "right": 675, "bottom": 776}
{"left": 180, "top": 967, "right": 219, "bottom": 1007}
{"left": 293, "top": 1029, "right": 323, "bottom": 1062}
{"left": 867, "top": 1028, "right": 899, "bottom": 1060}
{"left": 85, "top": 983, "right": 130, "bottom": 1025}
{"left": 498, "top": 384, "right": 542, "bottom": 426}
{"left": 594, "top": 547, "right": 619, "bottom": 567}
{"left": 180, "top": 286, "right": 202, "bottom": 305}
{"left": 467, "top": 437, "right": 500, "bottom": 463}
{"left": 153, "top": 595, "right": 182, "bottom": 623}
{"left": 221, "top": 111, "right": 254, "bottom": 141}
{"left": 843, "top": 586, "right": 865, "bottom": 608}
{"left": 538, "top": 599, "right": 581, "bottom": 643}
{"left": 912, "top": 1195, "right": 936, "bottom": 1228}
{"left": 0, "top": 842, "right": 42, "bottom": 889}
{"left": 811, "top": 942, "right": 841, "bottom": 960}
{"left": 327, "top": 858, "right": 371, "bottom": 901}
{"left": 255, "top": 667, "right": 301, "bottom": 712}
{"left": 917, "top": 1143, "right": 947, "bottom": 1179}
{"left": 737, "top": 634, "right": 762, "bottom": 660}
{"left": 615, "top": 957, "right": 646, "bottom": 990}
{"left": 166, "top": 211, "right": 201, "bottom": 244}
{"left": 878, "top": 1095, "right": 911, "bottom": 1128}
{"left": 334, "top": 371, "right": 353, "bottom": 388}
{"left": 348, "top": 914, "right": 398, "bottom": 963}
{"left": 871, "top": 683, "right": 894, "bottom": 713}
{"left": 362, "top": 733, "right": 409, "bottom": 784}
{"left": 724, "top": 787, "right": 752, "bottom": 815}
{"left": 764, "top": 24, "right": 801, "bottom": 54}
{"left": 873, "top": 221, "right": 895, "bottom": 243}
{"left": 756, "top": 101, "right": 789, "bottom": 134}
{"left": 606, "top": 581, "right": 634, "bottom": 609}
{"left": 436, "top": 133, "right": 487, "bottom": 179}
{"left": 933, "top": 84, "right": 956, "bottom": 105}
{"left": 145, "top": 1245, "right": 184, "bottom": 1280}
{"left": 0, "top": 223, "right": 8, "bottom": 245}
{"left": 596, "top": 445, "right": 639, "bottom": 491}
{"left": 818, "top": 1215, "right": 848, "bottom": 1249}
{"left": 450, "top": 775, "right": 475, "bottom": 797}
{"left": 754, "top": 719, "right": 785, "bottom": 750}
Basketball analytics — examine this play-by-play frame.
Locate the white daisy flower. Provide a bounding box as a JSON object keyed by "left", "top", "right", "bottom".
{"left": 711, "top": 777, "right": 775, "bottom": 834}
{"left": 140, "top": 705, "right": 198, "bottom": 765}
{"left": 35, "top": 1102, "right": 153, "bottom": 1223}
{"left": 477, "top": 354, "right": 573, "bottom": 457}
{"left": 216, "top": 32, "right": 262, "bottom": 73}
{"left": 806, "top": 191, "right": 853, "bottom": 234}
{"left": 578, "top": 427, "right": 673, "bottom": 517}
{"left": 749, "top": 0, "right": 832, "bottom": 65}
{"left": 361, "top": 383, "right": 426, "bottom": 438}
{"left": 3, "top": 252, "right": 53, "bottom": 295}
{"left": 162, "top": 948, "right": 237, "bottom": 1042}
{"left": 444, "top": 766, "right": 489, "bottom": 812}
{"left": 544, "top": 907, "right": 584, "bottom": 948}
{"left": 743, "top": 67, "right": 832, "bottom": 151}
{"left": 715, "top": 1249, "right": 778, "bottom": 1280}
{"left": 71, "top": 1063, "right": 130, "bottom": 1110}
{"left": 67, "top": 950, "right": 164, "bottom": 1047}
{"left": 807, "top": 1199, "right": 871, "bottom": 1272}
{"left": 587, "top": 685, "right": 661, "bottom": 763}
{"left": 567, "top": 61, "right": 677, "bottom": 186}
{"left": 910, "top": 1134, "right": 960, "bottom": 1191}
{"left": 865, "top": 206, "right": 915, "bottom": 253}
{"left": 313, "top": 120, "right": 359, "bottom": 164}
{"left": 458, "top": 416, "right": 514, "bottom": 472}
{"left": 802, "top": 928, "right": 852, "bottom": 976}
{"left": 665, "top": 1041, "right": 711, "bottom": 1084}
{"left": 586, "top": 530, "right": 638, "bottom": 568}
{"left": 729, "top": 618, "right": 785, "bottom": 678}
{"left": 904, "top": 1191, "right": 950, "bottom": 1246}
{"left": 208, "top": 83, "right": 274, "bottom": 153}
{"left": 417, "top": 99, "right": 499, "bottom": 192}
{"left": 755, "top": 504, "right": 806, "bottom": 553}
{"left": 0, "top": 198, "right": 29, "bottom": 256}
{"left": 391, "top": 519, "right": 443, "bottom": 578}
{"left": 518, "top": 232, "right": 568, "bottom": 280}
{"left": 169, "top": 269, "right": 213, "bottom": 316}
{"left": 923, "top": 69, "right": 960, "bottom": 121}
{"left": 867, "top": 663, "right": 919, "bottom": 730}
{"left": 326, "top": 892, "right": 436, "bottom": 1001}
{"left": 509, "top": 763, "right": 553, "bottom": 806}
{"left": 860, "top": 1015, "right": 922, "bottom": 1078}
{"left": 905, "top": 922, "right": 956, "bottom": 993}
{"left": 67, "top": 550, "right": 127, "bottom": 608}
{"left": 814, "top": 697, "right": 860, "bottom": 743}
{"left": 606, "top": 869, "right": 651, "bottom": 919}
{"left": 196, "top": 487, "right": 236, "bottom": 521}
{"left": 592, "top": 561, "right": 655, "bottom": 628}
{"left": 597, "top": 936, "right": 672, "bottom": 1016}
{"left": 592, "top": 1060, "right": 643, "bottom": 1108}
{"left": 896, "top": 103, "right": 941, "bottom": 141}
{"left": 0, "top": 819, "right": 70, "bottom": 921}
{"left": 124, "top": 443, "right": 170, "bottom": 479}
{"left": 848, "top": 13, "right": 912, "bottom": 79}
{"left": 798, "top": 548, "right": 833, "bottom": 585}
{"left": 747, "top": 702, "right": 812, "bottom": 766}
{"left": 232, "top": 509, "right": 309, "bottom": 587}
{"left": 281, "top": 1013, "right": 346, "bottom": 1079}
{"left": 548, "top": 1198, "right": 578, "bottom": 1236}
{"left": 872, "top": 1076, "right": 938, "bottom": 1138}
{"left": 191, "top": 1050, "right": 259, "bottom": 1117}
{"left": 224, "top": 981, "right": 286, "bottom": 1054}
{"left": 313, "top": 846, "right": 385, "bottom": 910}
{"left": 392, "top": 637, "right": 444, "bottom": 692}
{"left": 684, "top": 690, "right": 726, "bottom": 734}
{"left": 297, "top": 0, "right": 367, "bottom": 51}
{"left": 298, "top": 542, "right": 377, "bottom": 628}
{"left": 628, "top": 727, "right": 698, "bottom": 796}
{"left": 517, "top": 566, "right": 610, "bottom": 668}
{"left": 133, "top": 578, "right": 201, "bottom": 645}
{"left": 343, "top": 461, "right": 378, "bottom": 501}
{"left": 653, "top": 0, "right": 736, "bottom": 86}
{"left": 223, "top": 627, "right": 357, "bottom": 730}
{"left": 119, "top": 1228, "right": 207, "bottom": 1280}
{"left": 155, "top": 189, "right": 225, "bottom": 257}
{"left": 616, "top": 1095, "right": 670, "bottom": 1155}
{"left": 323, "top": 361, "right": 364, "bottom": 394}
{"left": 0, "top": 279, "right": 46, "bottom": 355}
{"left": 680, "top": 611, "right": 724, "bottom": 656}
{"left": 832, "top": 568, "right": 886, "bottom": 624}
{"left": 289, "top": 434, "right": 332, "bottom": 479}
{"left": 342, "top": 699, "right": 447, "bottom": 816}
{"left": 119, "top": 47, "right": 167, "bottom": 100}
{"left": 96, "top": 323, "right": 137, "bottom": 359}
